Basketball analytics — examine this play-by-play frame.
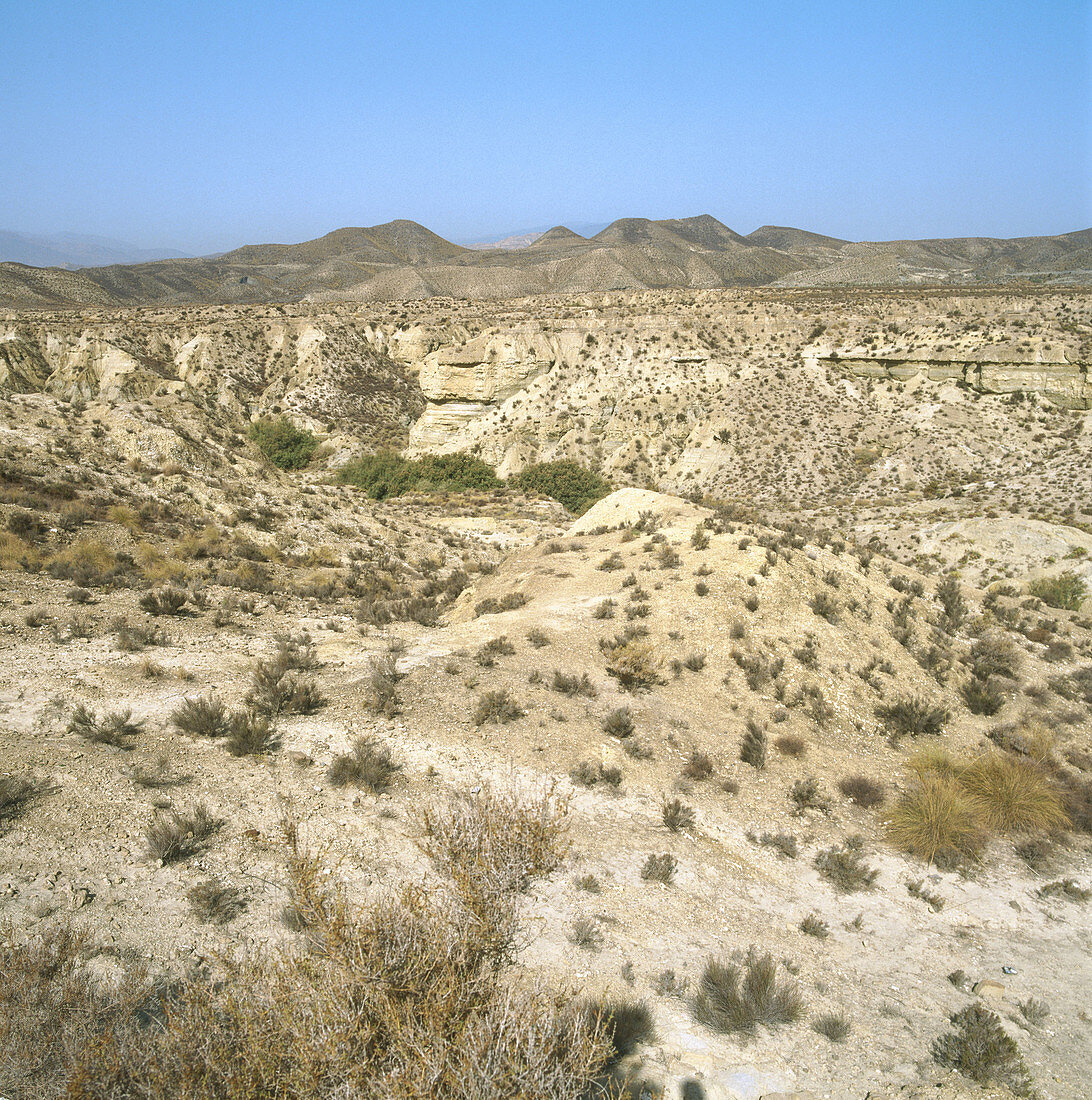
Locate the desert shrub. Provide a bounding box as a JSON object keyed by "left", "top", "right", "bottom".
{"left": 1037, "top": 878, "right": 1090, "bottom": 901}
{"left": 692, "top": 950, "right": 805, "bottom": 1035}
{"left": 932, "top": 1003, "right": 1035, "bottom": 1097}
{"left": 815, "top": 839, "right": 878, "bottom": 893}
{"left": 837, "top": 774, "right": 886, "bottom": 808}
{"left": 67, "top": 801, "right": 611, "bottom": 1099}
{"left": 1018, "top": 998, "right": 1050, "bottom": 1027}
{"left": 145, "top": 803, "right": 221, "bottom": 863}
{"left": 790, "top": 777, "right": 829, "bottom": 812}
{"left": 226, "top": 711, "right": 279, "bottom": 756}
{"left": 246, "top": 653, "right": 327, "bottom": 717}
{"left": 47, "top": 538, "right": 125, "bottom": 588}
{"left": 129, "top": 754, "right": 187, "bottom": 790}
{"left": 960, "top": 677, "right": 1005, "bottom": 716}
{"left": 682, "top": 651, "right": 706, "bottom": 672}
{"left": 187, "top": 879, "right": 247, "bottom": 924}
{"left": 597, "top": 552, "right": 624, "bottom": 571}
{"left": 603, "top": 638, "right": 663, "bottom": 691}
{"left": 363, "top": 656, "right": 402, "bottom": 717}
{"left": 809, "top": 591, "right": 840, "bottom": 623}
{"left": 875, "top": 696, "right": 949, "bottom": 740}
{"left": 0, "top": 773, "right": 53, "bottom": 829}
{"left": 476, "top": 636, "right": 515, "bottom": 667}
{"left": 473, "top": 689, "right": 524, "bottom": 726}
{"left": 970, "top": 633, "right": 1020, "bottom": 681}
{"left": 327, "top": 737, "right": 400, "bottom": 792}
{"left": 0, "top": 924, "right": 149, "bottom": 1099}
{"left": 662, "top": 797, "right": 695, "bottom": 832}
{"left": 906, "top": 878, "right": 945, "bottom": 911}
{"left": 740, "top": 720, "right": 768, "bottom": 769}
{"left": 1027, "top": 571, "right": 1087, "bottom": 610}
{"left": 959, "top": 753, "right": 1068, "bottom": 833}
{"left": 170, "top": 695, "right": 229, "bottom": 738}
{"left": 601, "top": 707, "right": 635, "bottom": 739}
{"left": 420, "top": 783, "right": 570, "bottom": 896}
{"left": 569, "top": 760, "right": 622, "bottom": 789}
{"left": 574, "top": 873, "right": 601, "bottom": 893}
{"left": 752, "top": 831, "right": 798, "bottom": 858}
{"left": 1047, "top": 664, "right": 1092, "bottom": 704}
{"left": 641, "top": 853, "right": 678, "bottom": 884}
{"left": 514, "top": 460, "right": 611, "bottom": 515}
{"left": 799, "top": 913, "right": 829, "bottom": 938}
{"left": 551, "top": 670, "right": 597, "bottom": 697}
{"left": 775, "top": 734, "right": 806, "bottom": 758}
{"left": 682, "top": 750, "right": 714, "bottom": 780}
{"left": 568, "top": 916, "right": 603, "bottom": 951}
{"left": 888, "top": 774, "right": 989, "bottom": 866}
{"left": 592, "top": 597, "right": 616, "bottom": 619}
{"left": 474, "top": 591, "right": 529, "bottom": 616}
{"left": 248, "top": 417, "right": 317, "bottom": 470}
{"left": 526, "top": 628, "right": 550, "bottom": 648}
{"left": 67, "top": 705, "right": 143, "bottom": 749}
{"left": 139, "top": 587, "right": 189, "bottom": 617}
{"left": 936, "top": 575, "right": 967, "bottom": 630}
{"left": 812, "top": 1011, "right": 851, "bottom": 1042}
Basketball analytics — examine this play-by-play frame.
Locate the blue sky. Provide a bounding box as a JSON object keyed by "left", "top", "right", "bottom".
{"left": 1, "top": 0, "right": 1088, "bottom": 253}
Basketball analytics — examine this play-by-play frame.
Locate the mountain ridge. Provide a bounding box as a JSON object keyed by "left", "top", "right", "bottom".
{"left": 1, "top": 215, "right": 1088, "bottom": 309}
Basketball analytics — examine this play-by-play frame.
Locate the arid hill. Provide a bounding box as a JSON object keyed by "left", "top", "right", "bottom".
{"left": 2, "top": 217, "right": 1089, "bottom": 309}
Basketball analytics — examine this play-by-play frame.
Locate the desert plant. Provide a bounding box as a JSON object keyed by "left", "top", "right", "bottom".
{"left": 569, "top": 760, "right": 622, "bottom": 789}
{"left": 936, "top": 575, "right": 968, "bottom": 630}
{"left": 682, "top": 750, "right": 715, "bottom": 780}
{"left": 799, "top": 913, "right": 829, "bottom": 938}
{"left": 514, "top": 459, "right": 611, "bottom": 515}
{"left": 1037, "top": 878, "right": 1090, "bottom": 901}
{"left": 740, "top": 720, "right": 768, "bottom": 769}
{"left": 601, "top": 707, "right": 635, "bottom": 739}
{"left": 1027, "top": 571, "right": 1087, "bottom": 610}
{"left": 145, "top": 803, "right": 221, "bottom": 863}
{"left": 170, "top": 695, "right": 229, "bottom": 738}
{"left": 226, "top": 710, "right": 279, "bottom": 756}
{"left": 187, "top": 879, "right": 247, "bottom": 924}
{"left": 932, "top": 1003, "right": 1035, "bottom": 1097}
{"left": 592, "top": 597, "right": 616, "bottom": 619}
{"left": 138, "top": 587, "right": 189, "bottom": 617}
{"left": 1017, "top": 998, "right": 1050, "bottom": 1027}
{"left": 245, "top": 654, "right": 327, "bottom": 717}
{"left": 551, "top": 670, "right": 597, "bottom": 697}
{"left": 641, "top": 853, "right": 678, "bottom": 884}
{"left": 362, "top": 656, "right": 402, "bottom": 717}
{"left": 906, "top": 878, "right": 945, "bottom": 912}
{"left": 959, "top": 753, "right": 1069, "bottom": 833}
{"left": 327, "top": 737, "right": 400, "bottom": 792}
{"left": 248, "top": 416, "right": 317, "bottom": 470}
{"left": 752, "top": 831, "right": 798, "bottom": 858}
{"left": 960, "top": 677, "right": 1005, "bottom": 715}
{"left": 875, "top": 696, "right": 949, "bottom": 740}
{"left": 790, "top": 777, "right": 829, "bottom": 812}
{"left": 774, "top": 734, "right": 806, "bottom": 758}
{"left": 815, "top": 839, "right": 878, "bottom": 893}
{"left": 476, "top": 635, "right": 516, "bottom": 667}
{"left": 809, "top": 591, "right": 840, "bottom": 623}
{"left": 589, "top": 999, "right": 655, "bottom": 1060}
{"left": 887, "top": 774, "right": 989, "bottom": 866}
{"left": 67, "top": 705, "right": 143, "bottom": 749}
{"left": 526, "top": 628, "right": 550, "bottom": 648}
{"left": 473, "top": 689, "right": 524, "bottom": 726}
{"left": 568, "top": 916, "right": 603, "bottom": 951}
{"left": 812, "top": 1011, "right": 851, "bottom": 1042}
{"left": 0, "top": 773, "right": 53, "bottom": 828}
{"left": 692, "top": 950, "right": 805, "bottom": 1035}
{"left": 662, "top": 797, "right": 695, "bottom": 832}
{"left": 603, "top": 638, "right": 663, "bottom": 691}
{"left": 838, "top": 774, "right": 886, "bottom": 808}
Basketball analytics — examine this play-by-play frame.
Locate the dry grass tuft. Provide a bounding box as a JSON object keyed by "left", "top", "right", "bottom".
{"left": 692, "top": 950, "right": 805, "bottom": 1036}
{"left": 327, "top": 737, "right": 400, "bottom": 792}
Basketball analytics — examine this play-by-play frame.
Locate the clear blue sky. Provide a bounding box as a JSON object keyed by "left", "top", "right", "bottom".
{"left": 2, "top": 0, "right": 1088, "bottom": 253}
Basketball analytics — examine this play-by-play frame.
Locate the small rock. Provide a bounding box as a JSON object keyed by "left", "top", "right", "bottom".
{"left": 285, "top": 751, "right": 312, "bottom": 767}
{"left": 972, "top": 979, "right": 1005, "bottom": 1001}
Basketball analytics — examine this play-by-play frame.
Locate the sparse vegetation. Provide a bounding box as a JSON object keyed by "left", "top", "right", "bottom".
{"left": 327, "top": 737, "right": 400, "bottom": 792}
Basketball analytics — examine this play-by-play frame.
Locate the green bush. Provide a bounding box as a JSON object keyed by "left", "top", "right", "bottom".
{"left": 248, "top": 417, "right": 317, "bottom": 470}
{"left": 514, "top": 460, "right": 611, "bottom": 515}
{"left": 1027, "top": 571, "right": 1087, "bottom": 610}
{"left": 337, "top": 451, "right": 499, "bottom": 500}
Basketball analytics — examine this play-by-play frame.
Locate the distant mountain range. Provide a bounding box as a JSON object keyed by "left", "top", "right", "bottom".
{"left": 0, "top": 230, "right": 188, "bottom": 270}
{"left": 1, "top": 216, "right": 1089, "bottom": 309}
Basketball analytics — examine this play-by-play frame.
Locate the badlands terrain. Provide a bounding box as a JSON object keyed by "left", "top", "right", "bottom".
{"left": 1, "top": 285, "right": 1091, "bottom": 1099}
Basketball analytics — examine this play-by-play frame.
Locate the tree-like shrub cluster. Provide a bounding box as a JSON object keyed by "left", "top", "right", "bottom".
{"left": 248, "top": 417, "right": 318, "bottom": 470}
